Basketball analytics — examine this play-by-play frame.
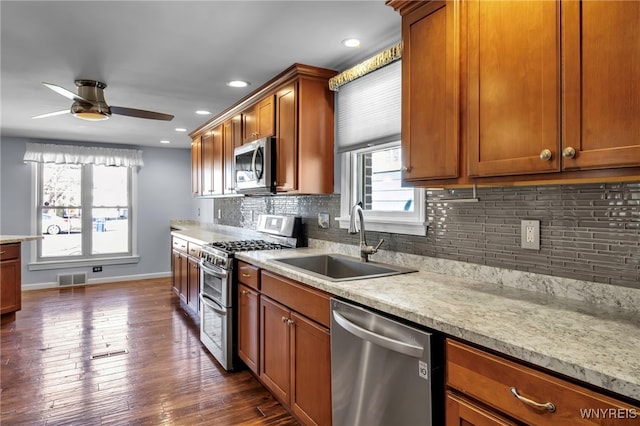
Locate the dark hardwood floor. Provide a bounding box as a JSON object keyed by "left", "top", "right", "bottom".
{"left": 1, "top": 278, "right": 299, "bottom": 425}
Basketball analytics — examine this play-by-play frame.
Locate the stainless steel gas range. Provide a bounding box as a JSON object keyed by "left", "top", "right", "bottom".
{"left": 198, "top": 215, "right": 301, "bottom": 371}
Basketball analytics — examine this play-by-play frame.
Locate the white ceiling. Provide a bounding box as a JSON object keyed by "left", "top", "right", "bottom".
{"left": 0, "top": 1, "right": 400, "bottom": 149}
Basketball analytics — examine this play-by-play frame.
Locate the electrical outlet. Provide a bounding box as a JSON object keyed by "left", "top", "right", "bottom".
{"left": 521, "top": 220, "right": 540, "bottom": 250}
{"left": 92, "top": 266, "right": 102, "bottom": 273}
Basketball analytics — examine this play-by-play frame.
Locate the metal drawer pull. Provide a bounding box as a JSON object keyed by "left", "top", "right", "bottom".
{"left": 510, "top": 387, "right": 556, "bottom": 413}
{"left": 241, "top": 273, "right": 251, "bottom": 277}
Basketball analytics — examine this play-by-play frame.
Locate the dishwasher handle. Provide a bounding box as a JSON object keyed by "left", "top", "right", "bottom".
{"left": 332, "top": 310, "right": 424, "bottom": 358}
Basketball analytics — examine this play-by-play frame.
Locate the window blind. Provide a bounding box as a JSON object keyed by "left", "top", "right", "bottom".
{"left": 23, "top": 142, "right": 144, "bottom": 167}
{"left": 335, "top": 60, "right": 401, "bottom": 153}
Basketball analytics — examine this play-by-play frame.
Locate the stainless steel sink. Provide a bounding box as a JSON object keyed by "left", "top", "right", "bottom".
{"left": 271, "top": 253, "right": 417, "bottom": 282}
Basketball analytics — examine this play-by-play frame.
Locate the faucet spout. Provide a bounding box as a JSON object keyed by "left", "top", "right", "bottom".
{"left": 348, "top": 202, "right": 384, "bottom": 262}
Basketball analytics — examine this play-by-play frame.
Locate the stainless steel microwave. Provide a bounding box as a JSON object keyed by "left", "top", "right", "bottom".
{"left": 234, "top": 137, "right": 276, "bottom": 194}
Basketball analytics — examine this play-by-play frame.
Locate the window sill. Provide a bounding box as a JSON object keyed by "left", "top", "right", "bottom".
{"left": 28, "top": 255, "right": 140, "bottom": 271}
{"left": 337, "top": 217, "right": 428, "bottom": 236}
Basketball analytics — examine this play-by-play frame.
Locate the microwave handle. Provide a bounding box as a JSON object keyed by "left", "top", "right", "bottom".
{"left": 251, "top": 143, "right": 259, "bottom": 179}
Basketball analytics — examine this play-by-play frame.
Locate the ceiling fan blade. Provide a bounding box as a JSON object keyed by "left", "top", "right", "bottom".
{"left": 42, "top": 82, "right": 91, "bottom": 103}
{"left": 32, "top": 109, "right": 70, "bottom": 119}
{"left": 110, "top": 106, "right": 174, "bottom": 121}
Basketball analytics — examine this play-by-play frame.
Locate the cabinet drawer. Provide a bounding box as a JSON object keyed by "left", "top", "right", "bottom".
{"left": 187, "top": 242, "right": 201, "bottom": 258}
{"left": 172, "top": 237, "right": 188, "bottom": 253}
{"left": 0, "top": 243, "right": 20, "bottom": 261}
{"left": 446, "top": 339, "right": 638, "bottom": 425}
{"left": 261, "top": 270, "right": 331, "bottom": 328}
{"left": 238, "top": 261, "right": 260, "bottom": 290}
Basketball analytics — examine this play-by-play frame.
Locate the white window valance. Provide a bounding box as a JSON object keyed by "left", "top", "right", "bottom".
{"left": 23, "top": 143, "right": 144, "bottom": 167}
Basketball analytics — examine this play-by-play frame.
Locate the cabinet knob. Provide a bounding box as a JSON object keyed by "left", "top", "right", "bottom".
{"left": 562, "top": 147, "right": 576, "bottom": 159}
{"left": 287, "top": 319, "right": 295, "bottom": 326}
{"left": 281, "top": 316, "right": 287, "bottom": 323}
{"left": 401, "top": 165, "right": 412, "bottom": 172}
{"left": 241, "top": 290, "right": 249, "bottom": 295}
{"left": 539, "top": 149, "right": 552, "bottom": 161}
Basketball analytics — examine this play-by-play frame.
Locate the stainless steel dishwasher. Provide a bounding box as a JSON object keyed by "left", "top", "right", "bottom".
{"left": 331, "top": 298, "right": 443, "bottom": 426}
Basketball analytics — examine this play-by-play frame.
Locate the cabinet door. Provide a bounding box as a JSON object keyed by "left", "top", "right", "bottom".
{"left": 260, "top": 296, "right": 291, "bottom": 404}
{"left": 290, "top": 311, "right": 331, "bottom": 426}
{"left": 238, "top": 284, "right": 260, "bottom": 374}
{"left": 179, "top": 253, "right": 188, "bottom": 303}
{"left": 562, "top": 0, "right": 640, "bottom": 170}
{"left": 401, "top": 0, "right": 460, "bottom": 183}
{"left": 223, "top": 115, "right": 242, "bottom": 194}
{"left": 446, "top": 391, "right": 517, "bottom": 426}
{"left": 0, "top": 259, "right": 21, "bottom": 314}
{"left": 201, "top": 132, "right": 214, "bottom": 195}
{"left": 171, "top": 250, "right": 181, "bottom": 296}
{"left": 243, "top": 108, "right": 257, "bottom": 144}
{"left": 467, "top": 0, "right": 560, "bottom": 177}
{"left": 191, "top": 136, "right": 202, "bottom": 196}
{"left": 212, "top": 125, "right": 224, "bottom": 195}
{"left": 187, "top": 256, "right": 200, "bottom": 313}
{"left": 275, "top": 84, "right": 297, "bottom": 192}
{"left": 256, "top": 95, "right": 275, "bottom": 139}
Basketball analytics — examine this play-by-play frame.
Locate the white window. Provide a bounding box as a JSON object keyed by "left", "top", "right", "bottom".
{"left": 25, "top": 143, "right": 140, "bottom": 269}
{"left": 335, "top": 59, "right": 427, "bottom": 236}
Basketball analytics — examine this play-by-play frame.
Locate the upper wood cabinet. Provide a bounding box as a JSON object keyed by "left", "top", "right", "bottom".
{"left": 562, "top": 0, "right": 640, "bottom": 171}
{"left": 223, "top": 115, "right": 242, "bottom": 194}
{"left": 190, "top": 64, "right": 337, "bottom": 195}
{"left": 243, "top": 96, "right": 275, "bottom": 144}
{"left": 191, "top": 136, "right": 202, "bottom": 196}
{"left": 466, "top": 0, "right": 560, "bottom": 178}
{"left": 400, "top": 0, "right": 460, "bottom": 184}
{"left": 201, "top": 126, "right": 224, "bottom": 196}
{"left": 388, "top": 0, "right": 640, "bottom": 186}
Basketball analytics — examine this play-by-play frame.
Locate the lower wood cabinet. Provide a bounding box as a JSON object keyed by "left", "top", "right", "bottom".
{"left": 446, "top": 339, "right": 639, "bottom": 425}
{"left": 446, "top": 391, "right": 517, "bottom": 426}
{"left": 171, "top": 237, "right": 199, "bottom": 315}
{"left": 250, "top": 269, "right": 332, "bottom": 426}
{"left": 1, "top": 243, "right": 22, "bottom": 318}
{"left": 238, "top": 283, "right": 260, "bottom": 373}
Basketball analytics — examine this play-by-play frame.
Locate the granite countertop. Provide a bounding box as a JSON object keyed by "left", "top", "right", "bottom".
{"left": 170, "top": 224, "right": 640, "bottom": 402}
{"left": 0, "top": 235, "right": 43, "bottom": 244}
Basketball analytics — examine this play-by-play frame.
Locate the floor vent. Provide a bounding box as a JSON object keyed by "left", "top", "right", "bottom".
{"left": 57, "top": 273, "right": 87, "bottom": 286}
{"left": 90, "top": 349, "right": 129, "bottom": 360}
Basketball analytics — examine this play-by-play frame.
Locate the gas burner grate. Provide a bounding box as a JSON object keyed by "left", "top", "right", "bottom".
{"left": 208, "top": 239, "right": 289, "bottom": 253}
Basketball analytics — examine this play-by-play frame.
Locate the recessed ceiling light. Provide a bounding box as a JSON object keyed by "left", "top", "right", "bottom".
{"left": 227, "top": 80, "right": 250, "bottom": 88}
{"left": 160, "top": 140, "right": 171, "bottom": 144}
{"left": 342, "top": 38, "right": 361, "bottom": 48}
{"left": 196, "top": 110, "right": 211, "bottom": 115}
{"left": 175, "top": 127, "right": 187, "bottom": 132}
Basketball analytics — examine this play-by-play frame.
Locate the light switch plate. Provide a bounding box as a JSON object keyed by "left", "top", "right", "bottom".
{"left": 521, "top": 220, "right": 540, "bottom": 250}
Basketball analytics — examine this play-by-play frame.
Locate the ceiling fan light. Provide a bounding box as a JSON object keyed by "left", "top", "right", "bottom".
{"left": 73, "top": 111, "right": 109, "bottom": 121}
{"left": 71, "top": 101, "right": 110, "bottom": 121}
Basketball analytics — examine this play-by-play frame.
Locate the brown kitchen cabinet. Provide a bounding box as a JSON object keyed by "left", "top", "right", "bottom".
{"left": 1, "top": 243, "right": 22, "bottom": 321}
{"left": 201, "top": 126, "right": 224, "bottom": 196}
{"left": 190, "top": 64, "right": 337, "bottom": 196}
{"left": 387, "top": 0, "right": 640, "bottom": 186}
{"left": 237, "top": 260, "right": 261, "bottom": 373}
{"left": 446, "top": 339, "right": 639, "bottom": 425}
{"left": 171, "top": 237, "right": 199, "bottom": 314}
{"left": 191, "top": 135, "right": 202, "bottom": 196}
{"left": 395, "top": 0, "right": 461, "bottom": 185}
{"left": 446, "top": 391, "right": 517, "bottom": 426}
{"left": 243, "top": 95, "right": 275, "bottom": 144}
{"left": 561, "top": 0, "right": 640, "bottom": 171}
{"left": 222, "top": 115, "right": 242, "bottom": 194}
{"left": 259, "top": 270, "right": 332, "bottom": 426}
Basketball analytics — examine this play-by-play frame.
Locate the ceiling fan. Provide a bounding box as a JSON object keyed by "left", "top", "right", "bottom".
{"left": 32, "top": 80, "right": 174, "bottom": 122}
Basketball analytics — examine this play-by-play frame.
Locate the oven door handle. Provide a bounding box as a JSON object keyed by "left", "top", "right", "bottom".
{"left": 200, "top": 294, "right": 227, "bottom": 316}
{"left": 200, "top": 261, "right": 228, "bottom": 279}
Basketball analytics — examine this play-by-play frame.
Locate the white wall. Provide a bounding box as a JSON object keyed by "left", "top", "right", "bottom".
{"left": 0, "top": 137, "right": 199, "bottom": 287}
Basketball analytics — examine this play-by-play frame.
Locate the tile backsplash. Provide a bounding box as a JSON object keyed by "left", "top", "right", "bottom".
{"left": 213, "top": 182, "right": 640, "bottom": 289}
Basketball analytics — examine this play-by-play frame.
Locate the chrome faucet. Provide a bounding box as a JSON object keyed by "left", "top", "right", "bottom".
{"left": 349, "top": 202, "right": 384, "bottom": 262}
